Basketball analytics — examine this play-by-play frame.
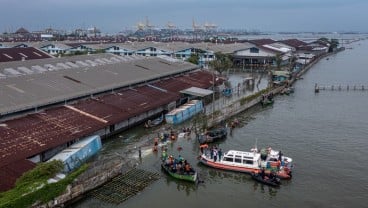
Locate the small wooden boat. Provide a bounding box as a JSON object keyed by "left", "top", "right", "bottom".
{"left": 197, "top": 127, "right": 228, "bottom": 144}
{"left": 251, "top": 172, "right": 280, "bottom": 187}
{"left": 161, "top": 163, "right": 198, "bottom": 183}
{"left": 145, "top": 114, "right": 164, "bottom": 128}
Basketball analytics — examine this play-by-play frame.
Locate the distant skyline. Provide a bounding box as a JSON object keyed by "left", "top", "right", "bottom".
{"left": 1, "top": 0, "right": 368, "bottom": 34}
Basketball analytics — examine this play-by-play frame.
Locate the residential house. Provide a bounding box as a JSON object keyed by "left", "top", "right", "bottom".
{"left": 39, "top": 43, "right": 71, "bottom": 55}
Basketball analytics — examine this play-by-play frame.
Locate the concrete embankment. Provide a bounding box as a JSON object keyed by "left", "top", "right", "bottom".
{"left": 206, "top": 86, "right": 283, "bottom": 128}
{"left": 35, "top": 148, "right": 142, "bottom": 207}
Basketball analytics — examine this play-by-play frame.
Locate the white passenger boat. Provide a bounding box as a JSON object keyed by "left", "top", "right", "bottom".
{"left": 199, "top": 147, "right": 293, "bottom": 179}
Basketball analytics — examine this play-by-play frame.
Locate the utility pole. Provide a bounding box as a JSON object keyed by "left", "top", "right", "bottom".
{"left": 212, "top": 71, "right": 215, "bottom": 123}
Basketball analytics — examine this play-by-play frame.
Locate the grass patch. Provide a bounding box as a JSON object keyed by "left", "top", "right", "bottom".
{"left": 0, "top": 161, "right": 88, "bottom": 208}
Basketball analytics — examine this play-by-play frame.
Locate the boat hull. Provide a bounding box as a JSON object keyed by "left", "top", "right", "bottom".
{"left": 199, "top": 155, "right": 291, "bottom": 179}
{"left": 199, "top": 156, "right": 255, "bottom": 174}
{"left": 145, "top": 115, "right": 164, "bottom": 128}
{"left": 198, "top": 128, "right": 227, "bottom": 144}
{"left": 161, "top": 164, "right": 197, "bottom": 183}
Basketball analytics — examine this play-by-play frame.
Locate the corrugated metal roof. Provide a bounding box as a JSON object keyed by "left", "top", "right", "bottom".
{"left": 0, "top": 159, "right": 35, "bottom": 192}
{"left": 180, "top": 87, "right": 213, "bottom": 97}
{"left": 0, "top": 47, "right": 52, "bottom": 63}
{"left": 0, "top": 70, "right": 213, "bottom": 165}
{"left": 0, "top": 106, "right": 106, "bottom": 167}
{"left": 0, "top": 54, "right": 197, "bottom": 116}
{"left": 0, "top": 69, "right": 214, "bottom": 191}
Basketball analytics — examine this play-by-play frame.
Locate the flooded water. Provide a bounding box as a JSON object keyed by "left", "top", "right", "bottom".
{"left": 71, "top": 39, "right": 368, "bottom": 208}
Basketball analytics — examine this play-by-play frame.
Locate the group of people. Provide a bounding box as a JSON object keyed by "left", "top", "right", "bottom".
{"left": 153, "top": 128, "right": 180, "bottom": 151}
{"left": 200, "top": 145, "right": 222, "bottom": 162}
{"left": 163, "top": 153, "right": 194, "bottom": 175}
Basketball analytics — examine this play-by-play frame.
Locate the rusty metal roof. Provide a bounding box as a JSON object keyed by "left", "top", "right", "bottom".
{"left": 0, "top": 70, "right": 214, "bottom": 192}
{"left": 152, "top": 70, "right": 215, "bottom": 93}
{"left": 0, "top": 106, "right": 106, "bottom": 167}
{"left": 0, "top": 159, "right": 35, "bottom": 192}
{"left": 0, "top": 47, "right": 52, "bottom": 63}
{"left": 0, "top": 70, "right": 214, "bottom": 167}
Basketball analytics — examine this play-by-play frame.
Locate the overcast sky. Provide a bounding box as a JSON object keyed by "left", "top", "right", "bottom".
{"left": 1, "top": 0, "right": 367, "bottom": 33}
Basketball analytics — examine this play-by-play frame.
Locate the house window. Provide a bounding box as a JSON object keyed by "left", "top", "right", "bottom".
{"left": 250, "top": 47, "right": 259, "bottom": 53}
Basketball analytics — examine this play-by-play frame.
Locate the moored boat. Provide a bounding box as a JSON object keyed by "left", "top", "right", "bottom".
{"left": 199, "top": 148, "right": 292, "bottom": 179}
{"left": 197, "top": 127, "right": 228, "bottom": 144}
{"left": 261, "top": 98, "right": 274, "bottom": 106}
{"left": 145, "top": 114, "right": 164, "bottom": 128}
{"left": 261, "top": 93, "right": 274, "bottom": 106}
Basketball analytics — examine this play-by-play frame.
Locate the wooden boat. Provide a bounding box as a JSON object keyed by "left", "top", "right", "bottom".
{"left": 145, "top": 114, "right": 164, "bottom": 128}
{"left": 261, "top": 98, "right": 274, "bottom": 106}
{"left": 161, "top": 163, "right": 197, "bottom": 183}
{"left": 199, "top": 148, "right": 292, "bottom": 179}
{"left": 251, "top": 172, "right": 280, "bottom": 187}
{"left": 197, "top": 127, "right": 228, "bottom": 144}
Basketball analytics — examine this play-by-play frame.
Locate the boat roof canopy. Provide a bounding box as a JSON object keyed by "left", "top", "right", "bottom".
{"left": 180, "top": 87, "right": 213, "bottom": 97}
{"left": 225, "top": 150, "right": 261, "bottom": 160}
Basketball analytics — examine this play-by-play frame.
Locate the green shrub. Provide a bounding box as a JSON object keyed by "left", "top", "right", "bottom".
{"left": 0, "top": 162, "right": 88, "bottom": 208}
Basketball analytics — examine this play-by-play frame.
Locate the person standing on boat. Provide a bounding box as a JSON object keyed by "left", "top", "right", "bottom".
{"left": 278, "top": 151, "right": 283, "bottom": 161}
{"left": 218, "top": 149, "right": 223, "bottom": 161}
{"left": 210, "top": 146, "right": 214, "bottom": 159}
{"left": 213, "top": 148, "right": 218, "bottom": 162}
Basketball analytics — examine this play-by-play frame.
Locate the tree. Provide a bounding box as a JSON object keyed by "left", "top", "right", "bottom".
{"left": 329, "top": 38, "right": 339, "bottom": 52}
{"left": 319, "top": 37, "right": 339, "bottom": 52}
{"left": 275, "top": 53, "right": 282, "bottom": 70}
{"left": 209, "top": 52, "right": 233, "bottom": 75}
{"left": 187, "top": 53, "right": 199, "bottom": 65}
